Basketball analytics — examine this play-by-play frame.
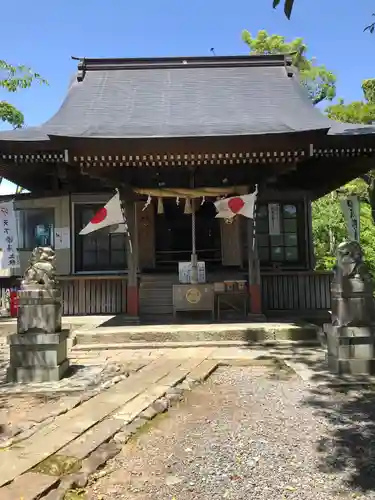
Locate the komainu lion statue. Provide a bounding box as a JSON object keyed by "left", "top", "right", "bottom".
{"left": 330, "top": 240, "right": 375, "bottom": 327}
{"left": 334, "top": 240, "right": 372, "bottom": 283}
{"left": 21, "top": 246, "right": 58, "bottom": 290}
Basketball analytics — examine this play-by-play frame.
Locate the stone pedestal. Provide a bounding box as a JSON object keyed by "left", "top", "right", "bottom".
{"left": 7, "top": 330, "right": 70, "bottom": 383}
{"left": 324, "top": 324, "right": 375, "bottom": 375}
{"left": 17, "top": 287, "right": 62, "bottom": 334}
{"left": 7, "top": 283, "right": 69, "bottom": 383}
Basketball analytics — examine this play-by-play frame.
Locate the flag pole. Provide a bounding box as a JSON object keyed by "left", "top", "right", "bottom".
{"left": 190, "top": 198, "right": 198, "bottom": 284}
{"left": 116, "top": 188, "right": 132, "bottom": 254}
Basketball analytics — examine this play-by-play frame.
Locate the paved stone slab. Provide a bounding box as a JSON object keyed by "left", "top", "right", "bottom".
{"left": 114, "top": 356, "right": 206, "bottom": 419}
{"left": 59, "top": 417, "right": 125, "bottom": 459}
{"left": 0, "top": 357, "right": 184, "bottom": 487}
{"left": 148, "top": 355, "right": 209, "bottom": 388}
{"left": 0, "top": 364, "right": 105, "bottom": 394}
{"left": 0, "top": 472, "right": 58, "bottom": 500}
{"left": 209, "top": 347, "right": 269, "bottom": 361}
{"left": 188, "top": 359, "right": 219, "bottom": 382}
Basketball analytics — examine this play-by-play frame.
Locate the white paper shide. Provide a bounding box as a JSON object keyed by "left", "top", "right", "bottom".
{"left": 0, "top": 202, "right": 19, "bottom": 268}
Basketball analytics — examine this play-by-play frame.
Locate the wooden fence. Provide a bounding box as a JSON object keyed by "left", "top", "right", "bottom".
{"left": 261, "top": 271, "right": 333, "bottom": 313}
{"left": 0, "top": 271, "right": 333, "bottom": 317}
{"left": 60, "top": 276, "right": 127, "bottom": 315}
{"left": 0, "top": 275, "right": 127, "bottom": 316}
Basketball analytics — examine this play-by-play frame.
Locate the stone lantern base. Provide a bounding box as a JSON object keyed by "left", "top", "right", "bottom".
{"left": 323, "top": 324, "right": 375, "bottom": 375}
{"left": 7, "top": 330, "right": 70, "bottom": 383}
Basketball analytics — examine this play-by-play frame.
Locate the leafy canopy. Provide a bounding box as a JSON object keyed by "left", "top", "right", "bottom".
{"left": 326, "top": 79, "right": 375, "bottom": 124}
{"left": 312, "top": 188, "right": 375, "bottom": 277}
{"left": 0, "top": 60, "right": 47, "bottom": 128}
{"left": 242, "top": 30, "right": 336, "bottom": 104}
{"left": 272, "top": 0, "right": 375, "bottom": 33}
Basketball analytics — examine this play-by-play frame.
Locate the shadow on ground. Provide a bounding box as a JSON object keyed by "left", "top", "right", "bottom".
{"left": 245, "top": 341, "right": 375, "bottom": 493}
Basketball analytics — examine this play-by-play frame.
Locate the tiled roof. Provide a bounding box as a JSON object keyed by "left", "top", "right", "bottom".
{"left": 0, "top": 55, "right": 333, "bottom": 142}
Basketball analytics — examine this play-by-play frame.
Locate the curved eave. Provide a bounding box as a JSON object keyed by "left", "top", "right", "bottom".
{"left": 46, "top": 130, "right": 326, "bottom": 156}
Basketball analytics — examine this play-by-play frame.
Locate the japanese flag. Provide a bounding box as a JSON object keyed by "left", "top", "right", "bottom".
{"left": 79, "top": 191, "right": 124, "bottom": 235}
{"left": 214, "top": 191, "right": 257, "bottom": 219}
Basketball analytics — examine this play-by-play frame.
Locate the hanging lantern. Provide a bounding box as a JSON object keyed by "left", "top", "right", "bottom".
{"left": 184, "top": 198, "right": 192, "bottom": 214}
{"left": 157, "top": 197, "right": 164, "bottom": 214}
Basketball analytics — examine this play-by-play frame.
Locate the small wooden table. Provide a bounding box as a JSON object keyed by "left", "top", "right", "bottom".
{"left": 215, "top": 291, "right": 248, "bottom": 321}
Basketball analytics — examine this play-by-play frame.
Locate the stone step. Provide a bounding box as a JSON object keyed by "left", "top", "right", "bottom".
{"left": 140, "top": 285, "right": 175, "bottom": 290}
{"left": 140, "top": 293, "right": 173, "bottom": 300}
{"left": 74, "top": 322, "right": 319, "bottom": 346}
{"left": 72, "top": 338, "right": 321, "bottom": 351}
{"left": 139, "top": 307, "right": 173, "bottom": 316}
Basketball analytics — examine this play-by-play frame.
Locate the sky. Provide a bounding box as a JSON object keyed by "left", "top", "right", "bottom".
{"left": 0, "top": 0, "right": 374, "bottom": 193}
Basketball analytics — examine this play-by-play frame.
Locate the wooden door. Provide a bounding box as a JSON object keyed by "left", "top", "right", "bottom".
{"left": 220, "top": 216, "right": 242, "bottom": 266}
{"left": 136, "top": 201, "right": 155, "bottom": 270}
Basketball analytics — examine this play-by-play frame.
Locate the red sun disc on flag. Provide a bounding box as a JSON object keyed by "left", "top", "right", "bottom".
{"left": 91, "top": 207, "right": 107, "bottom": 224}
{"left": 228, "top": 197, "right": 245, "bottom": 214}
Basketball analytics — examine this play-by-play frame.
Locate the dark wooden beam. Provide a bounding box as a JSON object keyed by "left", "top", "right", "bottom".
{"left": 49, "top": 130, "right": 320, "bottom": 157}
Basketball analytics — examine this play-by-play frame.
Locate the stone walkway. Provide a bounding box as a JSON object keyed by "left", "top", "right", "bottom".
{"left": 0, "top": 337, "right": 353, "bottom": 500}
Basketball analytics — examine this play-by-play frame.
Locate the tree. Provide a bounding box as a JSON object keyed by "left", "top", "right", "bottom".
{"left": 0, "top": 60, "right": 47, "bottom": 128}
{"left": 312, "top": 189, "right": 375, "bottom": 277}
{"left": 272, "top": 0, "right": 375, "bottom": 33}
{"left": 242, "top": 30, "right": 336, "bottom": 104}
{"left": 325, "top": 79, "right": 375, "bottom": 221}
{"left": 326, "top": 79, "right": 375, "bottom": 124}
{"left": 312, "top": 79, "right": 375, "bottom": 271}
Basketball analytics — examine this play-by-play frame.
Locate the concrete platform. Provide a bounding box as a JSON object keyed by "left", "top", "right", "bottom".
{"left": 0, "top": 315, "right": 114, "bottom": 336}
{"left": 74, "top": 321, "right": 319, "bottom": 347}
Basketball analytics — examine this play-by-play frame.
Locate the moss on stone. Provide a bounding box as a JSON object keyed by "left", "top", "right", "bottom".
{"left": 33, "top": 454, "right": 82, "bottom": 476}
{"left": 64, "top": 488, "right": 87, "bottom": 500}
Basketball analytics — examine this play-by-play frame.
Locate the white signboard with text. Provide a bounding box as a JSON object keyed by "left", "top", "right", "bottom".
{"left": 0, "top": 202, "right": 19, "bottom": 269}
{"left": 268, "top": 203, "right": 281, "bottom": 236}
{"left": 54, "top": 227, "right": 71, "bottom": 250}
{"left": 178, "top": 261, "right": 206, "bottom": 284}
{"left": 340, "top": 196, "right": 360, "bottom": 241}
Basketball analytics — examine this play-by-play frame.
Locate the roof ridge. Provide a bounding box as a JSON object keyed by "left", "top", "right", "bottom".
{"left": 73, "top": 54, "right": 292, "bottom": 81}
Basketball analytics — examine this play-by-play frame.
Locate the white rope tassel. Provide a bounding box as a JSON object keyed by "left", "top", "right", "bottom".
{"left": 201, "top": 196, "right": 205, "bottom": 205}
{"left": 157, "top": 197, "right": 164, "bottom": 214}
{"left": 142, "top": 195, "right": 152, "bottom": 211}
{"left": 176, "top": 196, "right": 180, "bottom": 206}
{"left": 184, "top": 197, "right": 192, "bottom": 214}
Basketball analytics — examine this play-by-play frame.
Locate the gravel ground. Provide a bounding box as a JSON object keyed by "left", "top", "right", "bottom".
{"left": 86, "top": 365, "right": 375, "bottom": 500}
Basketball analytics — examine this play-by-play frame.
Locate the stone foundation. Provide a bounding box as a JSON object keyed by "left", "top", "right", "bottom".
{"left": 324, "top": 323, "right": 375, "bottom": 375}
{"left": 7, "top": 330, "right": 70, "bottom": 383}
{"left": 17, "top": 288, "right": 62, "bottom": 334}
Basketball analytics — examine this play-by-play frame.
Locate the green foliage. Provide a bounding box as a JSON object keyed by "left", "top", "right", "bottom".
{"left": 365, "top": 13, "right": 375, "bottom": 33}
{"left": 272, "top": 0, "right": 374, "bottom": 34}
{"left": 242, "top": 30, "right": 336, "bottom": 104}
{"left": 0, "top": 102, "right": 24, "bottom": 129}
{"left": 272, "top": 0, "right": 294, "bottom": 19}
{"left": 312, "top": 194, "right": 375, "bottom": 277}
{"left": 363, "top": 79, "right": 375, "bottom": 104}
{"left": 0, "top": 60, "right": 47, "bottom": 128}
{"left": 325, "top": 79, "right": 375, "bottom": 226}
{"left": 326, "top": 96, "right": 375, "bottom": 125}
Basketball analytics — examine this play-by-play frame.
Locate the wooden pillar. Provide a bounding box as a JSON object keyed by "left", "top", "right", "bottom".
{"left": 247, "top": 217, "right": 262, "bottom": 315}
{"left": 122, "top": 197, "right": 139, "bottom": 317}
